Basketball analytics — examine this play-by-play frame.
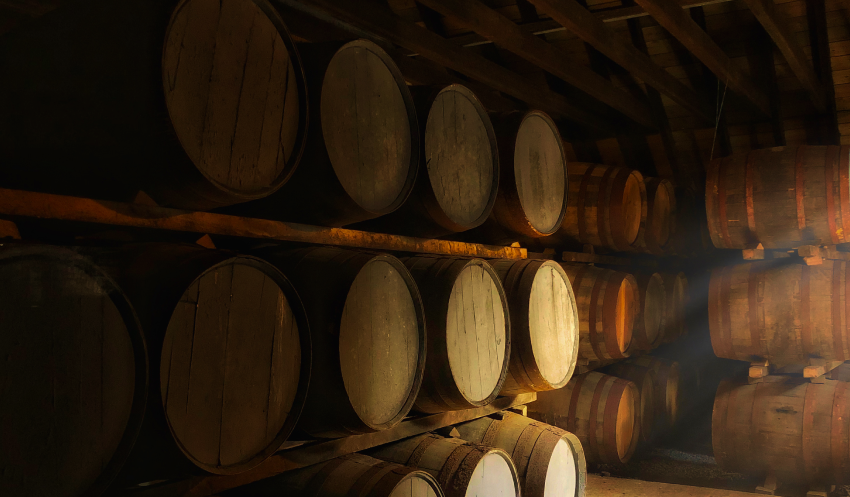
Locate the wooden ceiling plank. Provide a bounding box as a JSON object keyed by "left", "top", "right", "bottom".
{"left": 742, "top": 0, "right": 827, "bottom": 112}
{"left": 527, "top": 0, "right": 714, "bottom": 126}
{"left": 414, "top": 0, "right": 657, "bottom": 129}
{"left": 632, "top": 0, "right": 772, "bottom": 116}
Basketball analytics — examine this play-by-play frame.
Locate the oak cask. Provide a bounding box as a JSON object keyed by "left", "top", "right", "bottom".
{"left": 603, "top": 364, "right": 656, "bottom": 443}
{"left": 632, "top": 272, "right": 666, "bottom": 352}
{"left": 635, "top": 177, "right": 676, "bottom": 254}
{"left": 660, "top": 272, "right": 688, "bottom": 343}
{"left": 0, "top": 0, "right": 307, "bottom": 210}
{"left": 627, "top": 357, "right": 681, "bottom": 430}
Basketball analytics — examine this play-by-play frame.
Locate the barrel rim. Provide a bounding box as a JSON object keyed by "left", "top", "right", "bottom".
{"left": 321, "top": 39, "right": 421, "bottom": 216}
{"left": 160, "top": 255, "right": 312, "bottom": 475}
{"left": 393, "top": 468, "right": 445, "bottom": 497}
{"left": 470, "top": 447, "right": 523, "bottom": 497}
{"left": 162, "top": 0, "right": 310, "bottom": 201}
{"left": 643, "top": 177, "right": 676, "bottom": 252}
{"left": 0, "top": 244, "right": 150, "bottom": 496}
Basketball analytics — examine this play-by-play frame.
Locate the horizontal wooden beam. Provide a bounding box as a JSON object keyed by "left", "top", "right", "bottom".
{"left": 415, "top": 0, "right": 656, "bottom": 129}
{"left": 528, "top": 0, "right": 714, "bottom": 126}
{"left": 742, "top": 0, "right": 827, "bottom": 112}
{"left": 299, "top": 0, "right": 616, "bottom": 134}
{"left": 0, "top": 188, "right": 526, "bottom": 259}
{"left": 633, "top": 0, "right": 772, "bottom": 116}
{"left": 121, "top": 394, "right": 536, "bottom": 496}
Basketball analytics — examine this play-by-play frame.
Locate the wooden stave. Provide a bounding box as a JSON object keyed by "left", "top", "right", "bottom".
{"left": 0, "top": 0, "right": 308, "bottom": 211}
{"left": 86, "top": 244, "right": 312, "bottom": 480}
{"left": 705, "top": 146, "right": 850, "bottom": 249}
{"left": 261, "top": 246, "right": 426, "bottom": 438}
{"left": 528, "top": 371, "right": 640, "bottom": 466}
{"left": 490, "top": 259, "right": 579, "bottom": 395}
{"left": 228, "top": 452, "right": 444, "bottom": 497}
{"left": 454, "top": 412, "right": 587, "bottom": 497}
{"left": 708, "top": 260, "right": 850, "bottom": 366}
{"left": 627, "top": 356, "right": 681, "bottom": 430}
{"left": 369, "top": 434, "right": 522, "bottom": 497}
{"left": 660, "top": 272, "right": 687, "bottom": 344}
{"left": 603, "top": 364, "right": 656, "bottom": 443}
{"left": 635, "top": 177, "right": 676, "bottom": 254}
{"left": 560, "top": 264, "right": 636, "bottom": 363}
{"left": 712, "top": 378, "right": 850, "bottom": 486}
{"left": 632, "top": 272, "right": 667, "bottom": 351}
{"left": 401, "top": 256, "right": 511, "bottom": 413}
{"left": 0, "top": 244, "right": 149, "bottom": 497}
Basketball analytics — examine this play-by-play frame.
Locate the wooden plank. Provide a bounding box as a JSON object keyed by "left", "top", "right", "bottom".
{"left": 742, "top": 0, "right": 828, "bottom": 111}
{"left": 633, "top": 0, "right": 772, "bottom": 116}
{"left": 561, "top": 251, "right": 634, "bottom": 265}
{"left": 0, "top": 188, "right": 526, "bottom": 259}
{"left": 528, "top": 0, "right": 713, "bottom": 126}
{"left": 299, "top": 0, "right": 615, "bottom": 133}
{"left": 415, "top": 0, "right": 656, "bottom": 129}
{"left": 586, "top": 474, "right": 767, "bottom": 496}
{"left": 120, "top": 393, "right": 537, "bottom": 497}
{"left": 803, "top": 359, "right": 843, "bottom": 378}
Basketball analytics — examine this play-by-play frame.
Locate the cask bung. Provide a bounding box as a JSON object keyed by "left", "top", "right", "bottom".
{"left": 370, "top": 434, "right": 521, "bottom": 497}
{"left": 0, "top": 0, "right": 307, "bottom": 210}
{"left": 706, "top": 146, "right": 850, "bottom": 249}
{"left": 560, "top": 264, "right": 637, "bottom": 363}
{"left": 660, "top": 272, "right": 687, "bottom": 343}
{"left": 528, "top": 372, "right": 640, "bottom": 465}
{"left": 708, "top": 260, "right": 850, "bottom": 365}
{"left": 632, "top": 272, "right": 666, "bottom": 351}
{"left": 242, "top": 39, "right": 419, "bottom": 227}
{"left": 490, "top": 259, "right": 579, "bottom": 395}
{"left": 454, "top": 412, "right": 587, "bottom": 497}
{"left": 355, "top": 84, "right": 498, "bottom": 238}
{"left": 635, "top": 178, "right": 676, "bottom": 254}
{"left": 0, "top": 245, "right": 147, "bottom": 497}
{"left": 263, "top": 247, "right": 426, "bottom": 437}
{"left": 603, "top": 364, "right": 656, "bottom": 443}
{"left": 627, "top": 357, "right": 681, "bottom": 430}
{"left": 544, "top": 164, "right": 645, "bottom": 251}
{"left": 402, "top": 257, "right": 510, "bottom": 413}
{"left": 713, "top": 378, "right": 850, "bottom": 486}
{"left": 230, "top": 453, "right": 443, "bottom": 497}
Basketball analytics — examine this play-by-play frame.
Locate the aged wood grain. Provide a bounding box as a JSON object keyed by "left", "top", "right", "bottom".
{"left": 513, "top": 112, "right": 567, "bottom": 235}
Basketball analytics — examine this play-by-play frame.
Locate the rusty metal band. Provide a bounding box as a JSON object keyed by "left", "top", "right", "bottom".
{"left": 576, "top": 165, "right": 596, "bottom": 245}
{"left": 567, "top": 375, "right": 586, "bottom": 435}
{"left": 598, "top": 166, "right": 618, "bottom": 249}
{"left": 744, "top": 152, "right": 757, "bottom": 238}
{"left": 603, "top": 272, "right": 629, "bottom": 359}
{"left": 346, "top": 461, "right": 395, "bottom": 497}
{"left": 604, "top": 379, "right": 633, "bottom": 464}
{"left": 801, "top": 264, "right": 812, "bottom": 356}
{"left": 524, "top": 431, "right": 562, "bottom": 497}
{"left": 586, "top": 374, "right": 610, "bottom": 463}
{"left": 588, "top": 270, "right": 607, "bottom": 361}
{"left": 717, "top": 157, "right": 733, "bottom": 248}
{"left": 480, "top": 417, "right": 502, "bottom": 446}
{"left": 840, "top": 146, "right": 850, "bottom": 242}
{"left": 826, "top": 145, "right": 840, "bottom": 244}
{"left": 796, "top": 145, "right": 807, "bottom": 230}
{"left": 438, "top": 445, "right": 476, "bottom": 493}
{"left": 720, "top": 267, "right": 736, "bottom": 360}
{"left": 407, "top": 434, "right": 441, "bottom": 467}
{"left": 835, "top": 262, "right": 846, "bottom": 362}
{"left": 747, "top": 265, "right": 761, "bottom": 358}
{"left": 305, "top": 457, "right": 347, "bottom": 496}
{"left": 511, "top": 424, "right": 543, "bottom": 477}
{"left": 832, "top": 382, "right": 850, "bottom": 483}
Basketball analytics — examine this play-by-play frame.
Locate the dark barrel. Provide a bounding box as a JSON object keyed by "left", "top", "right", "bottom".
{"left": 454, "top": 412, "right": 587, "bottom": 497}
{"left": 240, "top": 39, "right": 420, "bottom": 227}
{"left": 402, "top": 256, "right": 510, "bottom": 413}
{"left": 490, "top": 259, "right": 579, "bottom": 395}
{"left": 0, "top": 245, "right": 147, "bottom": 497}
{"left": 0, "top": 0, "right": 307, "bottom": 210}
{"left": 628, "top": 356, "right": 681, "bottom": 430}
{"left": 603, "top": 363, "right": 656, "bottom": 443}
{"left": 631, "top": 272, "right": 666, "bottom": 352}
{"left": 262, "top": 247, "right": 426, "bottom": 437}
{"left": 228, "top": 453, "right": 444, "bottom": 497}
{"left": 634, "top": 177, "right": 676, "bottom": 254}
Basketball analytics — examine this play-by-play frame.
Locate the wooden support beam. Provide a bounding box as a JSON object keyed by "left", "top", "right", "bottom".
{"left": 121, "top": 394, "right": 536, "bottom": 497}
{"left": 803, "top": 359, "right": 843, "bottom": 378}
{"left": 0, "top": 188, "right": 526, "bottom": 259}
{"left": 527, "top": 0, "right": 713, "bottom": 126}
{"left": 633, "top": 0, "right": 772, "bottom": 116}
{"left": 413, "top": 0, "right": 656, "bottom": 129}
{"left": 299, "top": 0, "right": 615, "bottom": 134}
{"left": 742, "top": 0, "right": 827, "bottom": 112}
{"left": 587, "top": 474, "right": 771, "bottom": 496}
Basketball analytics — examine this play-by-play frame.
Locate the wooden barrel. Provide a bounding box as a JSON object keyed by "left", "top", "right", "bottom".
{"left": 544, "top": 164, "right": 645, "bottom": 251}
{"left": 585, "top": 474, "right": 768, "bottom": 496}
{"left": 828, "top": 362, "right": 850, "bottom": 381}
{"left": 0, "top": 245, "right": 147, "bottom": 497}
{"left": 709, "top": 260, "right": 850, "bottom": 366}
{"left": 627, "top": 356, "right": 681, "bottom": 429}
{"left": 560, "top": 264, "right": 637, "bottom": 363}
{"left": 632, "top": 272, "right": 666, "bottom": 351}
{"left": 635, "top": 178, "right": 676, "bottom": 254}
{"left": 660, "top": 272, "right": 687, "bottom": 343}
{"left": 239, "top": 39, "right": 419, "bottom": 227}
{"left": 0, "top": 0, "right": 307, "bottom": 210}
{"left": 230, "top": 453, "right": 444, "bottom": 496}
{"left": 706, "top": 145, "right": 850, "bottom": 249}
{"left": 262, "top": 247, "right": 426, "bottom": 437}
{"left": 603, "top": 364, "right": 656, "bottom": 443}
{"left": 454, "top": 412, "right": 587, "bottom": 497}
{"left": 369, "top": 434, "right": 522, "bottom": 497}
{"left": 489, "top": 259, "right": 579, "bottom": 395}
{"left": 713, "top": 378, "right": 850, "bottom": 486}
{"left": 402, "top": 256, "right": 510, "bottom": 413}
{"left": 356, "top": 84, "right": 498, "bottom": 238}
{"left": 528, "top": 372, "right": 640, "bottom": 465}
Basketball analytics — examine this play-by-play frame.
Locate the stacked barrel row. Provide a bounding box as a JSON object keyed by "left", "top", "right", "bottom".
{"left": 0, "top": 0, "right": 680, "bottom": 256}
